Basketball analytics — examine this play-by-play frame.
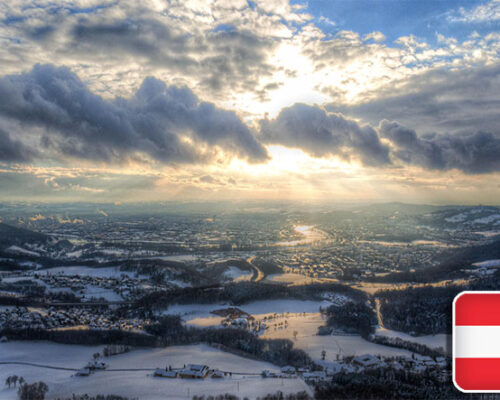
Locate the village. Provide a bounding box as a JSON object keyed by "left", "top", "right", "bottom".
{"left": 57, "top": 347, "right": 451, "bottom": 388}
{"left": 17, "top": 340, "right": 448, "bottom": 388}
{"left": 0, "top": 306, "right": 148, "bottom": 331}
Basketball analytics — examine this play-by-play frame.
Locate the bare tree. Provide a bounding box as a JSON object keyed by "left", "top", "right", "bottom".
{"left": 5, "top": 376, "right": 11, "bottom": 388}
{"left": 18, "top": 381, "right": 49, "bottom": 400}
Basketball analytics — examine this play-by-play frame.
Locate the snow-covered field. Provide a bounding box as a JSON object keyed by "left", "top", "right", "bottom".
{"left": 472, "top": 214, "right": 500, "bottom": 224}
{"left": 5, "top": 245, "right": 40, "bottom": 257}
{"left": 164, "top": 300, "right": 334, "bottom": 324}
{"left": 223, "top": 266, "right": 253, "bottom": 282}
{"left": 0, "top": 342, "right": 311, "bottom": 400}
{"left": 474, "top": 231, "right": 500, "bottom": 238}
{"left": 375, "top": 327, "right": 449, "bottom": 353}
{"left": 259, "top": 313, "right": 419, "bottom": 362}
{"left": 157, "top": 254, "right": 199, "bottom": 262}
{"left": 265, "top": 273, "right": 316, "bottom": 285}
{"left": 183, "top": 304, "right": 425, "bottom": 362}
{"left": 472, "top": 259, "right": 500, "bottom": 268}
{"left": 445, "top": 213, "right": 467, "bottom": 223}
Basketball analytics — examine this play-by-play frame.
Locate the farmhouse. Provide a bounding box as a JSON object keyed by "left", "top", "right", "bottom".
{"left": 302, "top": 371, "right": 326, "bottom": 383}
{"left": 179, "top": 364, "right": 210, "bottom": 379}
{"left": 211, "top": 370, "right": 224, "bottom": 378}
{"left": 154, "top": 369, "right": 178, "bottom": 378}
{"left": 280, "top": 365, "right": 296, "bottom": 374}
{"left": 75, "top": 368, "right": 91, "bottom": 377}
{"left": 352, "top": 354, "right": 382, "bottom": 368}
{"left": 87, "top": 360, "right": 107, "bottom": 370}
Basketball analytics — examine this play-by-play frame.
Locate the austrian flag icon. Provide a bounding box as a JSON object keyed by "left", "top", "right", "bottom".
{"left": 454, "top": 291, "right": 500, "bottom": 392}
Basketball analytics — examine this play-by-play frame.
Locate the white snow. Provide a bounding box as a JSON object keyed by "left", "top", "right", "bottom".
{"left": 259, "top": 313, "right": 418, "bottom": 362}
{"left": 0, "top": 342, "right": 311, "bottom": 400}
{"left": 66, "top": 250, "right": 83, "bottom": 258}
{"left": 445, "top": 213, "right": 467, "bottom": 223}
{"left": 474, "top": 231, "right": 500, "bottom": 237}
{"left": 97, "top": 248, "right": 127, "bottom": 256}
{"left": 472, "top": 259, "right": 500, "bottom": 268}
{"left": 472, "top": 214, "right": 500, "bottom": 224}
{"left": 375, "top": 327, "right": 449, "bottom": 354}
{"left": 223, "top": 266, "right": 252, "bottom": 282}
{"left": 265, "top": 273, "right": 315, "bottom": 285}
{"left": 239, "top": 300, "right": 332, "bottom": 315}
{"left": 163, "top": 300, "right": 332, "bottom": 322}
{"left": 186, "top": 316, "right": 225, "bottom": 327}
{"left": 157, "top": 255, "right": 199, "bottom": 262}
{"left": 5, "top": 246, "right": 40, "bottom": 257}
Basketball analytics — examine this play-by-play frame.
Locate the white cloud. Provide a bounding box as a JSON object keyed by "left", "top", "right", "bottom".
{"left": 448, "top": 0, "right": 500, "bottom": 23}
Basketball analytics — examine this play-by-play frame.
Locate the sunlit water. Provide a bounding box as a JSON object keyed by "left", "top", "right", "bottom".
{"left": 277, "top": 224, "right": 329, "bottom": 246}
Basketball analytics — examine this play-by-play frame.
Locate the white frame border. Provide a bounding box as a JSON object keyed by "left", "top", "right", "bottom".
{"left": 453, "top": 290, "right": 500, "bottom": 393}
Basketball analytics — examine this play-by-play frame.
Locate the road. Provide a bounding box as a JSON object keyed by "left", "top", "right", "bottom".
{"left": 247, "top": 256, "right": 264, "bottom": 282}
{"left": 375, "top": 298, "right": 384, "bottom": 329}
{"left": 0, "top": 361, "right": 264, "bottom": 375}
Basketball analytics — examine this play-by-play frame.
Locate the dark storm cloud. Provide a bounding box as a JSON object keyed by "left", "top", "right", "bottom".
{"left": 379, "top": 120, "right": 500, "bottom": 174}
{"left": 0, "top": 64, "right": 268, "bottom": 164}
{"left": 260, "top": 103, "right": 391, "bottom": 166}
{"left": 0, "top": 128, "right": 37, "bottom": 162}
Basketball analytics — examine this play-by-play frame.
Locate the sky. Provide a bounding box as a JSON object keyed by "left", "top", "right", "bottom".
{"left": 0, "top": 0, "right": 500, "bottom": 204}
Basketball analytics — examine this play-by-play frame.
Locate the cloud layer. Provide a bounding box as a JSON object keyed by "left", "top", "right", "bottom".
{"left": 1, "top": 64, "right": 500, "bottom": 176}
{"left": 0, "top": 1, "right": 500, "bottom": 202}
{"left": 0, "top": 64, "right": 268, "bottom": 165}
{"left": 379, "top": 120, "right": 500, "bottom": 174}
{"left": 260, "top": 103, "right": 390, "bottom": 167}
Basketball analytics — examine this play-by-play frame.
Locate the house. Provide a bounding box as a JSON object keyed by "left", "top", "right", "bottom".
{"left": 211, "top": 370, "right": 224, "bottom": 378}
{"left": 352, "top": 354, "right": 381, "bottom": 368}
{"left": 179, "top": 364, "right": 210, "bottom": 379}
{"left": 231, "top": 318, "right": 248, "bottom": 328}
{"left": 165, "top": 370, "right": 178, "bottom": 378}
{"left": 302, "top": 371, "right": 326, "bottom": 383}
{"left": 262, "top": 370, "right": 279, "bottom": 378}
{"left": 0, "top": 336, "right": 7, "bottom": 343}
{"left": 154, "top": 369, "right": 178, "bottom": 378}
{"left": 76, "top": 368, "right": 91, "bottom": 377}
{"left": 87, "top": 360, "right": 107, "bottom": 370}
{"left": 281, "top": 365, "right": 296, "bottom": 374}
{"left": 325, "top": 362, "right": 356, "bottom": 376}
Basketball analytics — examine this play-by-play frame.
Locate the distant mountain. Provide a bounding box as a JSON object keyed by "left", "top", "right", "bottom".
{"left": 0, "top": 222, "right": 50, "bottom": 249}
{"left": 432, "top": 206, "right": 500, "bottom": 228}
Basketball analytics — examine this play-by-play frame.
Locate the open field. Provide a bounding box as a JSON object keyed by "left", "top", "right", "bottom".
{"left": 0, "top": 342, "right": 311, "bottom": 400}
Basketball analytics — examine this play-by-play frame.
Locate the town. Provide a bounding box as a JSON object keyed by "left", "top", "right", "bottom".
{"left": 1, "top": 202, "right": 499, "bottom": 399}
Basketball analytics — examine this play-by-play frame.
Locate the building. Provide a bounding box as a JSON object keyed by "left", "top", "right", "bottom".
{"left": 211, "top": 370, "right": 224, "bottom": 378}
{"left": 154, "top": 369, "right": 178, "bottom": 378}
{"left": 281, "top": 366, "right": 296, "bottom": 374}
{"left": 75, "top": 368, "right": 91, "bottom": 377}
{"left": 302, "top": 371, "right": 326, "bottom": 383}
{"left": 87, "top": 360, "right": 107, "bottom": 370}
{"left": 352, "top": 354, "right": 382, "bottom": 368}
{"left": 179, "top": 364, "right": 210, "bottom": 379}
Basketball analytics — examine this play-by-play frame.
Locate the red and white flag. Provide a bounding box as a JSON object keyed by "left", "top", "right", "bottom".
{"left": 454, "top": 291, "right": 500, "bottom": 392}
